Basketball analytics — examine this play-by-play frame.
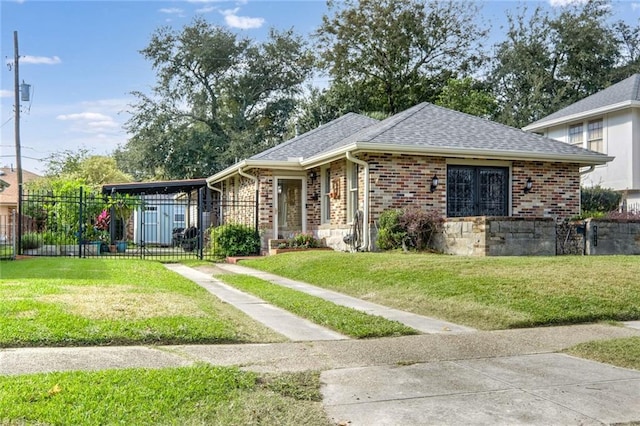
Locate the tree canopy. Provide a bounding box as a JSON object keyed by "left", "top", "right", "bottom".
{"left": 314, "top": 0, "right": 486, "bottom": 114}
{"left": 114, "top": 0, "right": 640, "bottom": 181}
{"left": 118, "top": 18, "right": 313, "bottom": 180}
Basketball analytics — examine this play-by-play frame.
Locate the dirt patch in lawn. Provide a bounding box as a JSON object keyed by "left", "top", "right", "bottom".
{"left": 40, "top": 286, "right": 209, "bottom": 320}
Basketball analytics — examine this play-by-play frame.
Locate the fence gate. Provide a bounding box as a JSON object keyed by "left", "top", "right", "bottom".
{"left": 17, "top": 186, "right": 258, "bottom": 260}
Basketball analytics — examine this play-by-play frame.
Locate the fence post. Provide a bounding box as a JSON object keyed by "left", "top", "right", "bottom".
{"left": 198, "top": 187, "right": 204, "bottom": 260}
{"left": 78, "top": 186, "right": 83, "bottom": 258}
{"left": 11, "top": 208, "right": 16, "bottom": 260}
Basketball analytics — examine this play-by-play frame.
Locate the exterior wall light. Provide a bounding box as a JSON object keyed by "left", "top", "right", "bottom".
{"left": 430, "top": 174, "right": 439, "bottom": 192}
{"left": 524, "top": 177, "right": 533, "bottom": 193}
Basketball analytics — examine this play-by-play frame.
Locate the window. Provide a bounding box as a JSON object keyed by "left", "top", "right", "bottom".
{"left": 569, "top": 123, "right": 583, "bottom": 146}
{"left": 321, "top": 167, "right": 331, "bottom": 224}
{"left": 447, "top": 166, "right": 509, "bottom": 217}
{"left": 347, "top": 162, "right": 359, "bottom": 222}
{"left": 587, "top": 119, "right": 603, "bottom": 153}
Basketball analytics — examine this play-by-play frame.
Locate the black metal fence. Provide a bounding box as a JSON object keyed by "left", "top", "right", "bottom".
{"left": 17, "top": 187, "right": 258, "bottom": 260}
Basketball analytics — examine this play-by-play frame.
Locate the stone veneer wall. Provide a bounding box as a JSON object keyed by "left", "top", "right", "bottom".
{"left": 585, "top": 218, "right": 640, "bottom": 255}
{"left": 436, "top": 217, "right": 557, "bottom": 256}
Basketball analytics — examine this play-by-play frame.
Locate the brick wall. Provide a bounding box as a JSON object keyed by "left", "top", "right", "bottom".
{"left": 364, "top": 153, "right": 446, "bottom": 218}
{"left": 512, "top": 161, "right": 581, "bottom": 219}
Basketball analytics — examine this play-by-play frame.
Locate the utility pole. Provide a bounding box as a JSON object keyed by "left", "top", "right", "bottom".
{"left": 13, "top": 30, "right": 23, "bottom": 254}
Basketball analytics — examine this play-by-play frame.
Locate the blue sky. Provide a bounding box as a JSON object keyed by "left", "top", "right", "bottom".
{"left": 1, "top": 0, "right": 639, "bottom": 175}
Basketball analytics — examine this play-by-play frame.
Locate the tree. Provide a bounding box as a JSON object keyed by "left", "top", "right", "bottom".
{"left": 40, "top": 149, "right": 132, "bottom": 190}
{"left": 490, "top": 0, "right": 622, "bottom": 128}
{"left": 314, "top": 0, "right": 486, "bottom": 114}
{"left": 120, "top": 18, "right": 314, "bottom": 180}
{"left": 435, "top": 77, "right": 497, "bottom": 118}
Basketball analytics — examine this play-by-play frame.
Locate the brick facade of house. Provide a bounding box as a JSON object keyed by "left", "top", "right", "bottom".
{"left": 217, "top": 155, "right": 582, "bottom": 252}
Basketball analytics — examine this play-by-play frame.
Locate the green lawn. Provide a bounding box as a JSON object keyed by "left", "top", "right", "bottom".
{"left": 217, "top": 274, "right": 417, "bottom": 338}
{"left": 0, "top": 365, "right": 330, "bottom": 425}
{"left": 566, "top": 337, "right": 640, "bottom": 371}
{"left": 240, "top": 252, "right": 640, "bottom": 330}
{"left": 0, "top": 258, "right": 284, "bottom": 347}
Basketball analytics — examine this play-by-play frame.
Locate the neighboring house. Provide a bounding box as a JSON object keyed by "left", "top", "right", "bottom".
{"left": 0, "top": 167, "right": 41, "bottom": 243}
{"left": 523, "top": 73, "right": 640, "bottom": 209}
{"left": 0, "top": 166, "right": 41, "bottom": 217}
{"left": 206, "top": 102, "right": 612, "bottom": 252}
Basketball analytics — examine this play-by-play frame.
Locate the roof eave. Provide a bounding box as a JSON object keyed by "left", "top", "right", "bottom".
{"left": 206, "top": 159, "right": 304, "bottom": 184}
{"left": 304, "top": 142, "right": 612, "bottom": 166}
{"left": 523, "top": 100, "right": 640, "bottom": 131}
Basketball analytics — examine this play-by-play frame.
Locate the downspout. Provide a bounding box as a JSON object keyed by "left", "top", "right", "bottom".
{"left": 207, "top": 180, "right": 223, "bottom": 225}
{"left": 346, "top": 151, "right": 370, "bottom": 251}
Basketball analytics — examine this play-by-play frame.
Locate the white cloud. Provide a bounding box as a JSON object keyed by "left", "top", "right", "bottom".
{"left": 21, "top": 55, "right": 62, "bottom": 65}
{"left": 632, "top": 2, "right": 640, "bottom": 11}
{"left": 56, "top": 111, "right": 121, "bottom": 134}
{"left": 57, "top": 112, "right": 112, "bottom": 121}
{"left": 0, "top": 90, "right": 12, "bottom": 98}
{"left": 548, "top": 0, "right": 588, "bottom": 6}
{"left": 221, "top": 8, "right": 265, "bottom": 29}
{"left": 159, "top": 7, "right": 184, "bottom": 15}
{"left": 196, "top": 6, "right": 216, "bottom": 13}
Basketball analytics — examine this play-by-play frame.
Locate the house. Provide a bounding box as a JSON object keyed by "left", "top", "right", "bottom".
{"left": 0, "top": 166, "right": 41, "bottom": 243}
{"left": 206, "top": 102, "right": 612, "bottom": 253}
{"left": 523, "top": 74, "right": 640, "bottom": 209}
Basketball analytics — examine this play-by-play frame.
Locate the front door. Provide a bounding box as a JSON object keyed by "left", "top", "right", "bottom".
{"left": 274, "top": 178, "right": 304, "bottom": 239}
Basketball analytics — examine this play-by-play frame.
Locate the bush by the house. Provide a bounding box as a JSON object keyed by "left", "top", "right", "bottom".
{"left": 581, "top": 186, "right": 622, "bottom": 216}
{"left": 210, "top": 224, "right": 260, "bottom": 257}
{"left": 377, "top": 208, "right": 443, "bottom": 251}
{"left": 376, "top": 209, "right": 406, "bottom": 250}
{"left": 20, "top": 232, "right": 42, "bottom": 250}
{"left": 287, "top": 232, "right": 319, "bottom": 249}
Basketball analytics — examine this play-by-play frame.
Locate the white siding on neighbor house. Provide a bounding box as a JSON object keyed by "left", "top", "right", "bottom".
{"left": 633, "top": 108, "right": 640, "bottom": 191}
{"left": 543, "top": 110, "right": 636, "bottom": 192}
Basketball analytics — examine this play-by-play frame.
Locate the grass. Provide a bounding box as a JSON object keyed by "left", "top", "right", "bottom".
{"left": 217, "top": 273, "right": 417, "bottom": 338}
{"left": 0, "top": 258, "right": 284, "bottom": 347}
{"left": 566, "top": 337, "right": 640, "bottom": 371}
{"left": 0, "top": 365, "right": 330, "bottom": 425}
{"left": 240, "top": 251, "right": 640, "bottom": 330}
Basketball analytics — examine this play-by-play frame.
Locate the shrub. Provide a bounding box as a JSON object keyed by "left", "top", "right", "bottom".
{"left": 21, "top": 232, "right": 42, "bottom": 250}
{"left": 399, "top": 208, "right": 443, "bottom": 250}
{"left": 376, "top": 208, "right": 443, "bottom": 251}
{"left": 376, "top": 209, "right": 406, "bottom": 250}
{"left": 581, "top": 186, "right": 621, "bottom": 215}
{"left": 287, "top": 232, "right": 319, "bottom": 249}
{"left": 210, "top": 224, "right": 261, "bottom": 257}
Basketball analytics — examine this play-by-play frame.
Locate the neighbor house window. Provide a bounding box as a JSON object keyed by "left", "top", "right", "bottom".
{"left": 321, "top": 167, "right": 331, "bottom": 224}
{"left": 569, "top": 123, "right": 583, "bottom": 146}
{"left": 447, "top": 166, "right": 509, "bottom": 217}
{"left": 347, "top": 162, "right": 359, "bottom": 222}
{"left": 587, "top": 119, "right": 604, "bottom": 153}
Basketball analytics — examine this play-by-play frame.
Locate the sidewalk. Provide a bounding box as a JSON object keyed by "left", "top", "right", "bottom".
{"left": 2, "top": 264, "right": 640, "bottom": 425}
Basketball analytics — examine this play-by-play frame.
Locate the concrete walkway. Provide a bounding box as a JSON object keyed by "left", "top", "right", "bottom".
{"left": 2, "top": 264, "right": 640, "bottom": 425}
{"left": 164, "top": 264, "right": 347, "bottom": 341}
{"left": 215, "top": 263, "right": 475, "bottom": 334}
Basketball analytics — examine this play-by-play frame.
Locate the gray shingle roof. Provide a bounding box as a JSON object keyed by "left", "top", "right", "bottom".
{"left": 321, "top": 102, "right": 609, "bottom": 162}
{"left": 526, "top": 74, "right": 640, "bottom": 128}
{"left": 250, "top": 113, "right": 379, "bottom": 161}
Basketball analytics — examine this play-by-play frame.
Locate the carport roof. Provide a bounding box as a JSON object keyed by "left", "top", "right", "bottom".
{"left": 102, "top": 179, "right": 207, "bottom": 195}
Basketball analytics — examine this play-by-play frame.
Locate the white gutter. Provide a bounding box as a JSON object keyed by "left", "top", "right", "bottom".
{"left": 580, "top": 165, "right": 596, "bottom": 175}
{"left": 238, "top": 166, "right": 259, "bottom": 191}
{"left": 346, "top": 151, "right": 370, "bottom": 251}
{"left": 301, "top": 142, "right": 613, "bottom": 168}
{"left": 523, "top": 100, "right": 640, "bottom": 132}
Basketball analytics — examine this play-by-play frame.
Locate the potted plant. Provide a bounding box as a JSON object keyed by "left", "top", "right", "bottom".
{"left": 106, "top": 194, "right": 138, "bottom": 253}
